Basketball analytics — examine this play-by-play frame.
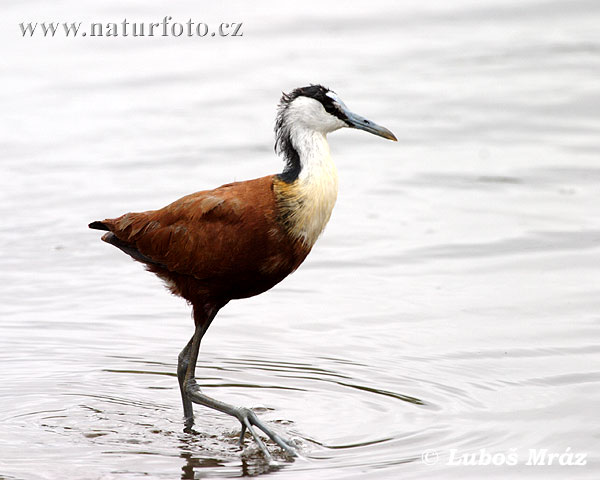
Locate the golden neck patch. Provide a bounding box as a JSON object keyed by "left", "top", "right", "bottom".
{"left": 274, "top": 154, "right": 338, "bottom": 248}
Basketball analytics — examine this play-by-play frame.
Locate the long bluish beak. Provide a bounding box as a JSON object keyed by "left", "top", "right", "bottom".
{"left": 343, "top": 109, "right": 397, "bottom": 141}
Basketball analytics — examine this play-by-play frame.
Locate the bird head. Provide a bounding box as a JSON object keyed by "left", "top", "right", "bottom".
{"left": 276, "top": 84, "right": 397, "bottom": 141}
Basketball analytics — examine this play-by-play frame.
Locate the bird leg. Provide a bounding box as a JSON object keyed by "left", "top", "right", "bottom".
{"left": 185, "top": 379, "right": 296, "bottom": 459}
{"left": 182, "top": 323, "right": 296, "bottom": 459}
{"left": 177, "top": 336, "right": 194, "bottom": 427}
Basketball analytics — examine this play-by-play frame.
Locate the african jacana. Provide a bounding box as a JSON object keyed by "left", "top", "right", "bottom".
{"left": 89, "top": 85, "right": 396, "bottom": 459}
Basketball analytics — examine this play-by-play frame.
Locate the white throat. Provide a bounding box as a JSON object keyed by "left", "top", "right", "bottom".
{"left": 274, "top": 95, "right": 347, "bottom": 247}
{"left": 285, "top": 125, "right": 339, "bottom": 247}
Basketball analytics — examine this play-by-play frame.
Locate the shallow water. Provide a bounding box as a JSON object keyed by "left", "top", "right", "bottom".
{"left": 2, "top": 0, "right": 599, "bottom": 478}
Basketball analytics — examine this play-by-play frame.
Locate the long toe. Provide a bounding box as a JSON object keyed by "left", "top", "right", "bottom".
{"left": 183, "top": 378, "right": 296, "bottom": 459}
{"left": 236, "top": 407, "right": 296, "bottom": 458}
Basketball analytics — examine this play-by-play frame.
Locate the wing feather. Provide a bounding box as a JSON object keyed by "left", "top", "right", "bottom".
{"left": 101, "top": 176, "right": 278, "bottom": 281}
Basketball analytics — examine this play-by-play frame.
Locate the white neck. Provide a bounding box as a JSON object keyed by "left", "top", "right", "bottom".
{"left": 287, "top": 126, "right": 339, "bottom": 247}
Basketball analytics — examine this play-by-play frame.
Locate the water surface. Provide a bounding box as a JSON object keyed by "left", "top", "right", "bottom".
{"left": 1, "top": 0, "right": 599, "bottom": 478}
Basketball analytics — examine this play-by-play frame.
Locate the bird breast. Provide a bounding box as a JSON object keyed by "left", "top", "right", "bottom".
{"left": 274, "top": 149, "right": 338, "bottom": 248}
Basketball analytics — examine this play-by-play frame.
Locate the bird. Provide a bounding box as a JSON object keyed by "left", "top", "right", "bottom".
{"left": 89, "top": 84, "right": 396, "bottom": 459}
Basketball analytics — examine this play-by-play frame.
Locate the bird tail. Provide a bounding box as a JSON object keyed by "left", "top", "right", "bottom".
{"left": 89, "top": 220, "right": 110, "bottom": 231}
{"left": 89, "top": 217, "right": 166, "bottom": 269}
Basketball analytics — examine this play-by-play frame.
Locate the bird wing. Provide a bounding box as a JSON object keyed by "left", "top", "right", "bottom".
{"left": 101, "top": 176, "right": 278, "bottom": 280}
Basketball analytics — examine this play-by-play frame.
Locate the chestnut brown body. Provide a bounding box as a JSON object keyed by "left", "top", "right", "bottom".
{"left": 95, "top": 175, "right": 312, "bottom": 314}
